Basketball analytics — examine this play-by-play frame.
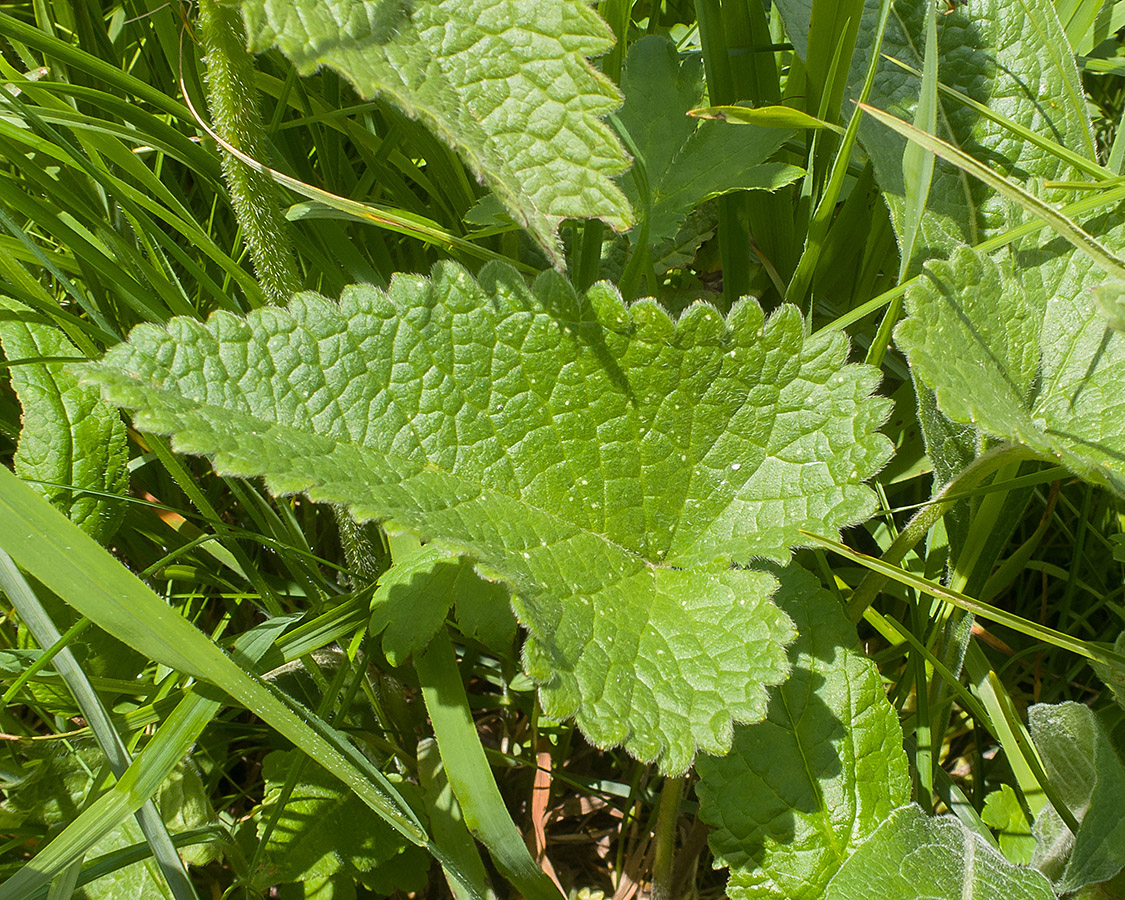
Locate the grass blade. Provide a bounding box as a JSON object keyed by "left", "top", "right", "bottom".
{"left": 0, "top": 552, "right": 198, "bottom": 900}
{"left": 896, "top": 0, "right": 937, "bottom": 283}
{"left": 858, "top": 101, "right": 1125, "bottom": 279}
{"left": 804, "top": 530, "right": 1125, "bottom": 674}
{"left": 689, "top": 104, "right": 844, "bottom": 133}
{"left": 882, "top": 54, "right": 1111, "bottom": 181}
{"left": 0, "top": 466, "right": 438, "bottom": 860}
{"left": 417, "top": 627, "right": 564, "bottom": 900}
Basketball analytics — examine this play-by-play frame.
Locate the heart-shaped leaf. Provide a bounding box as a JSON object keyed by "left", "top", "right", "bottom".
{"left": 82, "top": 262, "right": 891, "bottom": 772}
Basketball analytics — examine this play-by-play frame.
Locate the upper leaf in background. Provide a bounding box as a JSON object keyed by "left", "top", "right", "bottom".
{"left": 776, "top": 0, "right": 1096, "bottom": 495}
{"left": 616, "top": 36, "right": 803, "bottom": 248}
{"left": 825, "top": 805, "right": 1055, "bottom": 900}
{"left": 0, "top": 296, "right": 127, "bottom": 543}
{"left": 240, "top": 0, "right": 633, "bottom": 267}
{"left": 1029, "top": 702, "right": 1125, "bottom": 894}
{"left": 780, "top": 0, "right": 1095, "bottom": 254}
{"left": 697, "top": 566, "right": 910, "bottom": 900}
{"left": 896, "top": 242, "right": 1125, "bottom": 496}
{"left": 81, "top": 262, "right": 891, "bottom": 773}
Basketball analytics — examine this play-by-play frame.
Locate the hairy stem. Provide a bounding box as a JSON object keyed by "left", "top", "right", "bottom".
{"left": 650, "top": 776, "right": 684, "bottom": 900}
{"left": 197, "top": 0, "right": 300, "bottom": 305}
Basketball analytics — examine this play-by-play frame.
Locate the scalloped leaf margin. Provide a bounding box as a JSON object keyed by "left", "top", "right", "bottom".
{"left": 80, "top": 262, "right": 891, "bottom": 772}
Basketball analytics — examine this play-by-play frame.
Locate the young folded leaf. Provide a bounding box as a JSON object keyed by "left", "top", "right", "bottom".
{"left": 239, "top": 0, "right": 633, "bottom": 267}
{"left": 80, "top": 262, "right": 891, "bottom": 773}
{"left": 1029, "top": 702, "right": 1125, "bottom": 894}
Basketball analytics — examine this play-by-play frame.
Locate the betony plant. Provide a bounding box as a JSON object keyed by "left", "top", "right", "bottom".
{"left": 2, "top": 0, "right": 1125, "bottom": 898}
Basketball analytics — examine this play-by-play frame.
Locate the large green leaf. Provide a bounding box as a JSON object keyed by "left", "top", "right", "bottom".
{"left": 896, "top": 242, "right": 1125, "bottom": 495}
{"left": 80, "top": 262, "right": 891, "bottom": 773}
{"left": 825, "top": 805, "right": 1056, "bottom": 900}
{"left": 1029, "top": 702, "right": 1125, "bottom": 894}
{"left": 0, "top": 296, "right": 127, "bottom": 543}
{"left": 697, "top": 566, "right": 910, "bottom": 899}
{"left": 616, "top": 36, "right": 802, "bottom": 248}
{"left": 240, "top": 0, "right": 632, "bottom": 265}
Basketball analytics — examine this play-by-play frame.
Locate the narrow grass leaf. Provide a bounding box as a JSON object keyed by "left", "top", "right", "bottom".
{"left": 0, "top": 553, "right": 197, "bottom": 900}
{"left": 859, "top": 103, "right": 1125, "bottom": 280}
{"left": 417, "top": 628, "right": 563, "bottom": 900}
{"left": 688, "top": 104, "right": 844, "bottom": 134}
{"left": 807, "top": 530, "right": 1125, "bottom": 674}
{"left": 880, "top": 54, "right": 1113, "bottom": 185}
{"left": 0, "top": 689, "right": 223, "bottom": 900}
{"left": 896, "top": 0, "right": 937, "bottom": 282}
{"left": 0, "top": 467, "right": 432, "bottom": 854}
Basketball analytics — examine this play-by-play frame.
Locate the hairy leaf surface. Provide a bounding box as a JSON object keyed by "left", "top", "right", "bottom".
{"left": 697, "top": 566, "right": 910, "bottom": 899}
{"left": 897, "top": 243, "right": 1125, "bottom": 495}
{"left": 1029, "top": 702, "right": 1125, "bottom": 893}
{"left": 825, "top": 805, "right": 1055, "bottom": 900}
{"left": 241, "top": 0, "right": 632, "bottom": 265}
{"left": 0, "top": 296, "right": 127, "bottom": 542}
{"left": 81, "top": 262, "right": 891, "bottom": 772}
{"left": 616, "top": 36, "right": 802, "bottom": 249}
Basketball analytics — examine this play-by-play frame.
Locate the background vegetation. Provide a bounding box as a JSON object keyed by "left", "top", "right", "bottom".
{"left": 1, "top": 0, "right": 1125, "bottom": 898}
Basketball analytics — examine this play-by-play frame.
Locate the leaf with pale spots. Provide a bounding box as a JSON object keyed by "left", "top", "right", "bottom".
{"left": 80, "top": 262, "right": 890, "bottom": 773}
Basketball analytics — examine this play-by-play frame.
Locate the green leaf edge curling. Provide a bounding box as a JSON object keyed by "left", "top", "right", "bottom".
{"left": 239, "top": 0, "right": 634, "bottom": 266}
